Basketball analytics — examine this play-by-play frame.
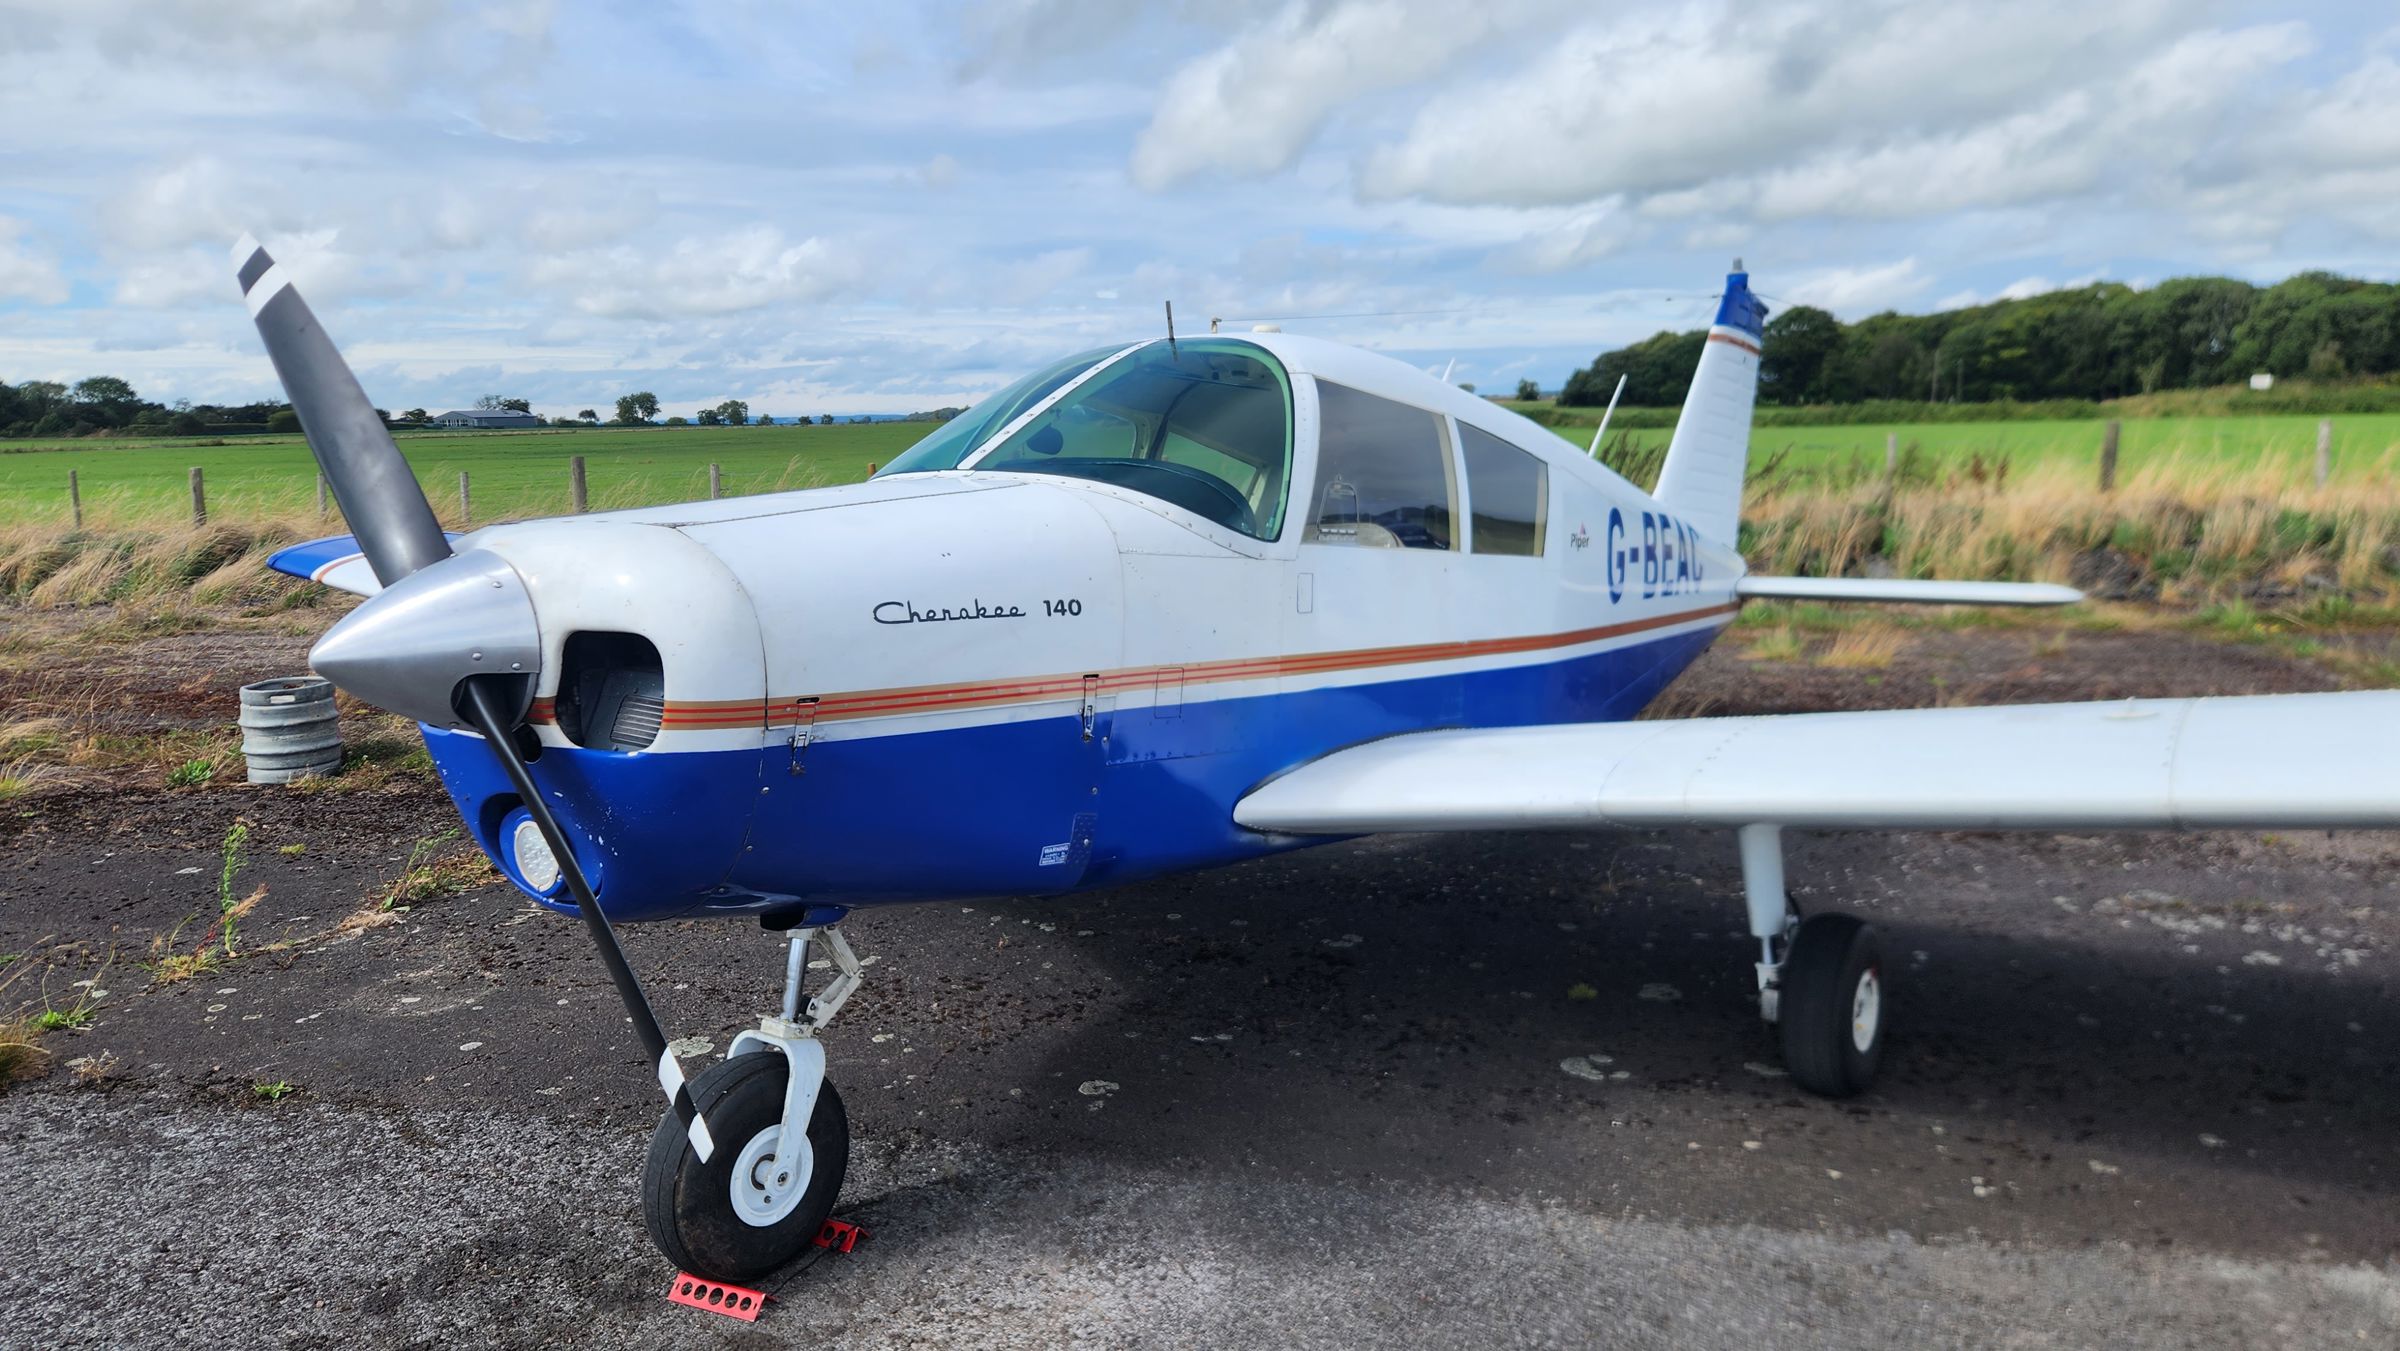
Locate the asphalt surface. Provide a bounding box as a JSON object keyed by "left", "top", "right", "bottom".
{"left": 4, "top": 626, "right": 2399, "bottom": 1346}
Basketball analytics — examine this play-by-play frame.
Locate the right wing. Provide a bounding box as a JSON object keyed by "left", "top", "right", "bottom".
{"left": 1234, "top": 692, "right": 2400, "bottom": 835}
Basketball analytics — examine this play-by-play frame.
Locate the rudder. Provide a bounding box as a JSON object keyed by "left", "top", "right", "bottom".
{"left": 1652, "top": 266, "right": 1767, "bottom": 547}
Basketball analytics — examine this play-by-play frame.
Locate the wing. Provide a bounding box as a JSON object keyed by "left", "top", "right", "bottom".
{"left": 267, "top": 533, "right": 461, "bottom": 597}
{"left": 1234, "top": 691, "right": 2400, "bottom": 835}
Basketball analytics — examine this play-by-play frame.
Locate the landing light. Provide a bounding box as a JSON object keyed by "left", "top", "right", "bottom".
{"left": 512, "top": 816, "right": 562, "bottom": 894}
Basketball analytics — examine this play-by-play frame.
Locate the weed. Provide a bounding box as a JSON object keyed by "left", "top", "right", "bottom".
{"left": 251, "top": 1080, "right": 296, "bottom": 1101}
{"left": 167, "top": 758, "right": 214, "bottom": 788}
{"left": 2192, "top": 600, "right": 2271, "bottom": 642}
{"left": 68, "top": 1051, "right": 119, "bottom": 1085}
{"left": 277, "top": 843, "right": 306, "bottom": 856}
{"left": 1816, "top": 627, "right": 1908, "bottom": 669}
{"left": 1742, "top": 626, "right": 1805, "bottom": 662}
{"left": 145, "top": 938, "right": 219, "bottom": 986}
{"left": 0, "top": 1017, "right": 42, "bottom": 1087}
{"left": 215, "top": 821, "right": 257, "bottom": 958}
{"left": 0, "top": 939, "right": 111, "bottom": 1089}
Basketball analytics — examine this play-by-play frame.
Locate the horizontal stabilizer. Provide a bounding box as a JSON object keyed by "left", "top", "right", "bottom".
{"left": 1236, "top": 691, "right": 2400, "bottom": 836}
{"left": 267, "top": 533, "right": 461, "bottom": 598}
{"left": 1737, "top": 576, "right": 2082, "bottom": 607}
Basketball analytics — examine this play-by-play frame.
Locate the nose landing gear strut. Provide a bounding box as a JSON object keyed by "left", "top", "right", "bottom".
{"left": 641, "top": 927, "right": 862, "bottom": 1282}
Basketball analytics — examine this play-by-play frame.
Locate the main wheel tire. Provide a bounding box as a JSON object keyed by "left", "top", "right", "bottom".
{"left": 1778, "top": 913, "right": 1886, "bottom": 1098}
{"left": 641, "top": 1053, "right": 849, "bottom": 1282}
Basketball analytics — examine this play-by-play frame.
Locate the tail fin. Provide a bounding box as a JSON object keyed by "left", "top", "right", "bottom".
{"left": 1651, "top": 265, "right": 1767, "bottom": 546}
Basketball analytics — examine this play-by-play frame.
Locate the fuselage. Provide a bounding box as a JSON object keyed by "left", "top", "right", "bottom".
{"left": 418, "top": 334, "right": 1745, "bottom": 923}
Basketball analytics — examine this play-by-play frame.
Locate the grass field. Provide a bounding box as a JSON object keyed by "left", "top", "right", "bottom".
{"left": 9, "top": 409, "right": 2400, "bottom": 527}
{"left": 1508, "top": 405, "right": 2400, "bottom": 482}
{"left": 0, "top": 424, "right": 931, "bottom": 525}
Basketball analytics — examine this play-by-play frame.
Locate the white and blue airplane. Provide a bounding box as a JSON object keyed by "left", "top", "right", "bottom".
{"left": 234, "top": 237, "right": 2400, "bottom": 1283}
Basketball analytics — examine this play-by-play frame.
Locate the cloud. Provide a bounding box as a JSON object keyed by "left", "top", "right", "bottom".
{"left": 1363, "top": 3, "right": 2294, "bottom": 219}
{"left": 1782, "top": 258, "right": 1928, "bottom": 314}
{"left": 1131, "top": 0, "right": 1549, "bottom": 189}
{"left": 536, "top": 227, "right": 860, "bottom": 320}
{"left": 0, "top": 1, "right": 2395, "bottom": 413}
{"left": 109, "top": 251, "right": 226, "bottom": 309}
{"left": 0, "top": 217, "right": 69, "bottom": 305}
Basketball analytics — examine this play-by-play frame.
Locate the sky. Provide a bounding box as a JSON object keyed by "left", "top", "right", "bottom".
{"left": 1, "top": 0, "right": 2396, "bottom": 418}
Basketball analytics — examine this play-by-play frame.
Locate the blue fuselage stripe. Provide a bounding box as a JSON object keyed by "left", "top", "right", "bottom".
{"left": 422, "top": 622, "right": 1726, "bottom": 920}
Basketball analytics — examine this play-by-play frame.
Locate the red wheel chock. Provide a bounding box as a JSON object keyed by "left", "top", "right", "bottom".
{"left": 814, "top": 1218, "right": 868, "bottom": 1253}
{"left": 667, "top": 1274, "right": 768, "bottom": 1322}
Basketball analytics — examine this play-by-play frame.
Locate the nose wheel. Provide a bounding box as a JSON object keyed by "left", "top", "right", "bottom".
{"left": 642, "top": 924, "right": 865, "bottom": 1283}
{"left": 642, "top": 1053, "right": 849, "bottom": 1282}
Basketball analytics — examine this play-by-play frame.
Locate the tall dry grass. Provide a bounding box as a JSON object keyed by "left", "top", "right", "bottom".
{"left": 1743, "top": 446, "right": 2400, "bottom": 601}
{"left": 0, "top": 458, "right": 842, "bottom": 610}
{"left": 5, "top": 448, "right": 2398, "bottom": 610}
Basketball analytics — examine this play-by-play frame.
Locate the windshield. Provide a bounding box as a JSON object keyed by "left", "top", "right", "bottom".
{"left": 876, "top": 345, "right": 1124, "bottom": 476}
{"left": 965, "top": 340, "right": 1293, "bottom": 541}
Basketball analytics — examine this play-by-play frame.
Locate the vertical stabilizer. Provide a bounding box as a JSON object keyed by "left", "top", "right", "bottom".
{"left": 1651, "top": 266, "right": 1767, "bottom": 546}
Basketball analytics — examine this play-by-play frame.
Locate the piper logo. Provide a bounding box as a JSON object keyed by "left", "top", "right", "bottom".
{"left": 1570, "top": 523, "right": 1591, "bottom": 550}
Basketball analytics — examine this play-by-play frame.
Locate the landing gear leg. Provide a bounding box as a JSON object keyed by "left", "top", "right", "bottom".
{"left": 641, "top": 926, "right": 861, "bottom": 1282}
{"left": 1738, "top": 825, "right": 1886, "bottom": 1097}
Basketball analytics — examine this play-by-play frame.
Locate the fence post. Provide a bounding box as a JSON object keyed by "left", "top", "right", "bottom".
{"left": 709, "top": 462, "right": 721, "bottom": 499}
{"left": 865, "top": 462, "right": 877, "bottom": 477}
{"left": 458, "top": 470, "right": 471, "bottom": 523}
{"left": 2316, "top": 419, "right": 2332, "bottom": 488}
{"left": 190, "top": 466, "right": 207, "bottom": 525}
{"left": 68, "top": 469, "right": 81, "bottom": 529}
{"left": 2098, "top": 420, "right": 2120, "bottom": 492}
{"left": 570, "top": 455, "right": 588, "bottom": 513}
{"left": 316, "top": 473, "right": 328, "bottom": 517}
{"left": 1884, "top": 431, "right": 1897, "bottom": 478}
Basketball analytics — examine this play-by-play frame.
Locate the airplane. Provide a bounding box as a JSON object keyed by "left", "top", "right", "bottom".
{"left": 230, "top": 237, "right": 2400, "bottom": 1285}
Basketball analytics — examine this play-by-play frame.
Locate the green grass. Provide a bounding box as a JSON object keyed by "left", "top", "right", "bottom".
{"left": 1508, "top": 405, "right": 2400, "bottom": 482}
{"left": 0, "top": 423, "right": 927, "bottom": 524}
{"left": 13, "top": 410, "right": 2400, "bottom": 526}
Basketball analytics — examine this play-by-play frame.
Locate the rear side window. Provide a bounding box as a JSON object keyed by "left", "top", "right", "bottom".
{"left": 1308, "top": 381, "right": 1454, "bottom": 550}
{"left": 1460, "top": 424, "right": 1549, "bottom": 556}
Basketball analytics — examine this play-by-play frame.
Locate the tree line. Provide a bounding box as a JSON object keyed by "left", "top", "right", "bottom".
{"left": 0, "top": 378, "right": 957, "bottom": 438}
{"left": 1559, "top": 270, "right": 2400, "bottom": 408}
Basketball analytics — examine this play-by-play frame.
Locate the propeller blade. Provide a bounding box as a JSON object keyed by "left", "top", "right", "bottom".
{"left": 457, "top": 676, "right": 715, "bottom": 1162}
{"left": 233, "top": 233, "right": 710, "bottom": 1157}
{"left": 230, "top": 234, "right": 451, "bottom": 589}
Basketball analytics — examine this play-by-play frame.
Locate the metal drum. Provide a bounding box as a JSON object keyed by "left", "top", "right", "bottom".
{"left": 238, "top": 676, "right": 342, "bottom": 784}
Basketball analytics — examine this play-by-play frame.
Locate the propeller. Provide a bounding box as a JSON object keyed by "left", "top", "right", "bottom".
{"left": 230, "top": 236, "right": 715, "bottom": 1161}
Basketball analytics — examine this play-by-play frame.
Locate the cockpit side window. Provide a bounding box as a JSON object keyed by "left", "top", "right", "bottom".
{"left": 966, "top": 340, "right": 1293, "bottom": 541}
{"left": 1307, "top": 381, "right": 1455, "bottom": 550}
{"left": 1459, "top": 423, "right": 1549, "bottom": 556}
{"left": 877, "top": 345, "right": 1124, "bottom": 476}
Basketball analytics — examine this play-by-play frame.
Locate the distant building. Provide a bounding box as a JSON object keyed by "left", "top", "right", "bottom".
{"left": 429, "top": 409, "right": 543, "bottom": 429}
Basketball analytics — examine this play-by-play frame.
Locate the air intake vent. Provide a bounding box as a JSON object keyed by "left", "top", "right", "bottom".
{"left": 611, "top": 692, "right": 666, "bottom": 750}
{"left": 555, "top": 631, "right": 666, "bottom": 752}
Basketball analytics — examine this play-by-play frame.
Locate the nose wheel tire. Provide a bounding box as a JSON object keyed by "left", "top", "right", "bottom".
{"left": 641, "top": 1052, "right": 849, "bottom": 1283}
{"left": 1778, "top": 912, "right": 1886, "bottom": 1097}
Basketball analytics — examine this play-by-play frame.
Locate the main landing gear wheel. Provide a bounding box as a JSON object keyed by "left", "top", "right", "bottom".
{"left": 1778, "top": 912, "right": 1886, "bottom": 1098}
{"left": 642, "top": 1053, "right": 849, "bottom": 1283}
